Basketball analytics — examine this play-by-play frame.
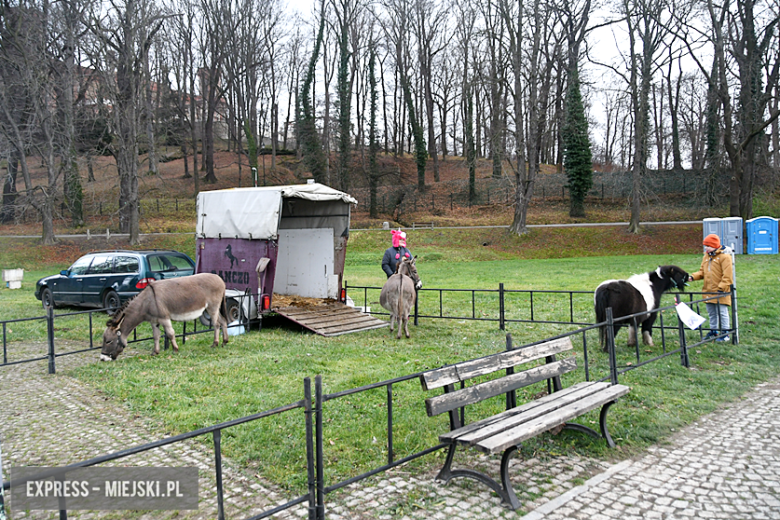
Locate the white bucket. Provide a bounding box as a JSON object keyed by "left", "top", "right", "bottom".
{"left": 227, "top": 320, "right": 246, "bottom": 336}
{"left": 2, "top": 269, "right": 23, "bottom": 282}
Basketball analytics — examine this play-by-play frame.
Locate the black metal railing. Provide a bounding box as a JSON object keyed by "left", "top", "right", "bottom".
{"left": 2, "top": 380, "right": 314, "bottom": 520}
{"left": 0, "top": 304, "right": 249, "bottom": 373}
{"left": 1, "top": 286, "right": 739, "bottom": 519}
{"left": 346, "top": 282, "right": 737, "bottom": 336}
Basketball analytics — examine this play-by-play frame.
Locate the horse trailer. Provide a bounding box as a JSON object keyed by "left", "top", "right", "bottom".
{"left": 195, "top": 182, "right": 387, "bottom": 336}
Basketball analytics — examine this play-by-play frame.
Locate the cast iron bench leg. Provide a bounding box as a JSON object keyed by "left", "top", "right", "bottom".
{"left": 560, "top": 401, "right": 619, "bottom": 449}
{"left": 562, "top": 422, "right": 601, "bottom": 439}
{"left": 436, "top": 443, "right": 522, "bottom": 510}
{"left": 599, "top": 400, "right": 617, "bottom": 448}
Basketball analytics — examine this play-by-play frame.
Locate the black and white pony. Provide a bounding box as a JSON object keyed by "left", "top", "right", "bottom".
{"left": 594, "top": 265, "right": 689, "bottom": 350}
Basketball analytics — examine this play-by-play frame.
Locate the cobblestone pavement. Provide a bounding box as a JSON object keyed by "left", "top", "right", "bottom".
{"left": 2, "top": 345, "right": 780, "bottom": 519}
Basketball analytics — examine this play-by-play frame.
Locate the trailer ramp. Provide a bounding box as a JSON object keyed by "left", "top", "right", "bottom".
{"left": 274, "top": 302, "right": 388, "bottom": 337}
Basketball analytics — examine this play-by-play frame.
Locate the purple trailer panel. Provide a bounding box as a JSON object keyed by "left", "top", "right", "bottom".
{"left": 195, "top": 237, "right": 278, "bottom": 308}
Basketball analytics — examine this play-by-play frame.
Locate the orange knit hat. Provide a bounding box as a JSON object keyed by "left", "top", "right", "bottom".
{"left": 703, "top": 233, "right": 721, "bottom": 248}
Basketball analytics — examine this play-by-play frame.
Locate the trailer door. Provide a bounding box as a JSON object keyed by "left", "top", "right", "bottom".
{"left": 274, "top": 228, "right": 335, "bottom": 298}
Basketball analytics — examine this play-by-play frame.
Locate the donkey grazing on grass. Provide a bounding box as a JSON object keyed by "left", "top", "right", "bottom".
{"left": 380, "top": 256, "right": 422, "bottom": 339}
{"left": 594, "top": 265, "right": 689, "bottom": 351}
{"left": 100, "top": 273, "right": 229, "bottom": 361}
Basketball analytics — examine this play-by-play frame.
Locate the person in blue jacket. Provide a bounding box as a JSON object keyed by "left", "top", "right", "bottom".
{"left": 382, "top": 229, "right": 412, "bottom": 278}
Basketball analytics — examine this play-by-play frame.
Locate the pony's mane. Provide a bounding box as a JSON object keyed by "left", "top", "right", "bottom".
{"left": 105, "top": 296, "right": 135, "bottom": 327}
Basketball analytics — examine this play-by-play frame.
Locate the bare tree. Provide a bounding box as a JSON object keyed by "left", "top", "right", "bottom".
{"left": 481, "top": 0, "right": 507, "bottom": 179}
{"left": 0, "top": 1, "right": 58, "bottom": 243}
{"left": 412, "top": 0, "right": 449, "bottom": 183}
{"left": 679, "top": 0, "right": 779, "bottom": 218}
{"left": 600, "top": 0, "right": 671, "bottom": 233}
{"left": 380, "top": 0, "right": 427, "bottom": 191}
{"left": 85, "top": 0, "right": 169, "bottom": 243}
{"left": 197, "top": 0, "right": 236, "bottom": 184}
{"left": 52, "top": 0, "right": 92, "bottom": 226}
{"left": 282, "top": 26, "right": 305, "bottom": 151}
{"left": 504, "top": 0, "right": 563, "bottom": 235}
{"left": 454, "top": 1, "right": 477, "bottom": 200}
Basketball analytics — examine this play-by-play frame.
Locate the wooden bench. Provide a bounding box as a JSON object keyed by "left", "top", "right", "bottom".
{"left": 420, "top": 334, "right": 630, "bottom": 510}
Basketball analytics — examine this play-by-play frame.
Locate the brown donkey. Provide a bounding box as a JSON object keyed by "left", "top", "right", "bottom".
{"left": 100, "top": 273, "right": 228, "bottom": 360}
{"left": 380, "top": 256, "right": 422, "bottom": 339}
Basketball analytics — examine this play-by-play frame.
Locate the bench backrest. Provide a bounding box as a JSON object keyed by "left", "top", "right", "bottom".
{"left": 421, "top": 336, "right": 576, "bottom": 417}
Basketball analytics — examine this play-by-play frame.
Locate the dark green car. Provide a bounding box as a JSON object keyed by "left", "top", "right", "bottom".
{"left": 35, "top": 250, "right": 195, "bottom": 312}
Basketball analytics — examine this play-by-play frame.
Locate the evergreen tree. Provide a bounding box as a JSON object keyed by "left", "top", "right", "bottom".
{"left": 298, "top": 0, "right": 328, "bottom": 183}
{"left": 336, "top": 17, "right": 351, "bottom": 192}
{"left": 562, "top": 67, "right": 593, "bottom": 218}
{"left": 368, "top": 42, "right": 379, "bottom": 218}
{"left": 400, "top": 70, "right": 427, "bottom": 192}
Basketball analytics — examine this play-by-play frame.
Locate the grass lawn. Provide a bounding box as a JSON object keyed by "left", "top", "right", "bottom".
{"left": 1, "top": 229, "right": 779, "bottom": 496}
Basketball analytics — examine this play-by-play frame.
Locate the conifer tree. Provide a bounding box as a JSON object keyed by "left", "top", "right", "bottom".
{"left": 298, "top": 0, "right": 328, "bottom": 183}
{"left": 562, "top": 67, "right": 593, "bottom": 218}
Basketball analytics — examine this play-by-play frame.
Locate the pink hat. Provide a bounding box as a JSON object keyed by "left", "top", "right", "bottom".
{"left": 391, "top": 229, "right": 407, "bottom": 248}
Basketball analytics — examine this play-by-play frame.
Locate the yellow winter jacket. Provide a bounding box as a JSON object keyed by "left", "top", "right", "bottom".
{"left": 691, "top": 247, "right": 733, "bottom": 306}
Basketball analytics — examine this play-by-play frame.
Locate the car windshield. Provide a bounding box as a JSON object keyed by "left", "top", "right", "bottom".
{"left": 148, "top": 254, "right": 193, "bottom": 273}
{"left": 69, "top": 256, "right": 92, "bottom": 276}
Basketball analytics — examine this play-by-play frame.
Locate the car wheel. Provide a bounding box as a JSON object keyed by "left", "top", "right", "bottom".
{"left": 226, "top": 298, "right": 241, "bottom": 322}
{"left": 41, "top": 288, "right": 57, "bottom": 310}
{"left": 199, "top": 310, "right": 213, "bottom": 327}
{"left": 103, "top": 290, "right": 121, "bottom": 313}
{"left": 200, "top": 299, "right": 241, "bottom": 327}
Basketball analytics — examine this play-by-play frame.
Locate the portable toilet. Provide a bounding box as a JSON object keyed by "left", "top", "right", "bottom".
{"left": 746, "top": 216, "right": 778, "bottom": 254}
{"left": 722, "top": 217, "right": 743, "bottom": 254}
{"left": 703, "top": 218, "right": 722, "bottom": 243}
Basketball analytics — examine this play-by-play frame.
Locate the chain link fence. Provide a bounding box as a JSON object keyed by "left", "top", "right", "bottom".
{"left": 0, "top": 169, "right": 719, "bottom": 228}
{"left": 349, "top": 169, "right": 718, "bottom": 215}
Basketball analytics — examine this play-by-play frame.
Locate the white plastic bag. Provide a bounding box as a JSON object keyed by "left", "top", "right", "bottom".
{"left": 675, "top": 301, "right": 706, "bottom": 330}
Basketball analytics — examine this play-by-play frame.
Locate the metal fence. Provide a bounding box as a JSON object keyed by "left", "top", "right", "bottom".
{"left": 346, "top": 283, "right": 737, "bottom": 339}
{"left": 1, "top": 380, "right": 314, "bottom": 520}
{"left": 348, "top": 169, "right": 717, "bottom": 216}
{"left": 0, "top": 168, "right": 718, "bottom": 229}
{"left": 0, "top": 305, "right": 245, "bottom": 374}
{"left": 1, "top": 286, "right": 738, "bottom": 519}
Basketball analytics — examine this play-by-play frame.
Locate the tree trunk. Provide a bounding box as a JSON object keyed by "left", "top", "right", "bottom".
{"left": 1, "top": 152, "right": 19, "bottom": 224}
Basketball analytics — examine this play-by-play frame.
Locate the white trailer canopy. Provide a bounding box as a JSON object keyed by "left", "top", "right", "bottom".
{"left": 196, "top": 183, "right": 357, "bottom": 240}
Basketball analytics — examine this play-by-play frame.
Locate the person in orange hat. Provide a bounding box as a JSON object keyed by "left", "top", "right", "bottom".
{"left": 382, "top": 229, "right": 413, "bottom": 278}
{"left": 688, "top": 233, "right": 733, "bottom": 341}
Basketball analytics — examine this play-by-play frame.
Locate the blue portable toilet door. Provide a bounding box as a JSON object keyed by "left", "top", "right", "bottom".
{"left": 752, "top": 219, "right": 775, "bottom": 253}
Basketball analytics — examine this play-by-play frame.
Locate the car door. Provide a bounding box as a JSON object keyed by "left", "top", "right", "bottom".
{"left": 82, "top": 254, "right": 114, "bottom": 306}
{"left": 56, "top": 255, "right": 93, "bottom": 305}
{"left": 111, "top": 254, "right": 141, "bottom": 300}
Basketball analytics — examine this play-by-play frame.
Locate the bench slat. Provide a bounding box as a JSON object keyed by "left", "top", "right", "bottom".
{"left": 444, "top": 381, "right": 612, "bottom": 444}
{"left": 439, "top": 381, "right": 609, "bottom": 444}
{"left": 475, "top": 384, "right": 630, "bottom": 454}
{"left": 424, "top": 357, "right": 577, "bottom": 417}
{"left": 421, "top": 337, "right": 574, "bottom": 391}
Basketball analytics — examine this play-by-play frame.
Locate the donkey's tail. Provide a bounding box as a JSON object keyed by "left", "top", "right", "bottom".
{"left": 396, "top": 275, "right": 405, "bottom": 322}
{"left": 594, "top": 287, "right": 609, "bottom": 348}
{"left": 220, "top": 294, "right": 229, "bottom": 323}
